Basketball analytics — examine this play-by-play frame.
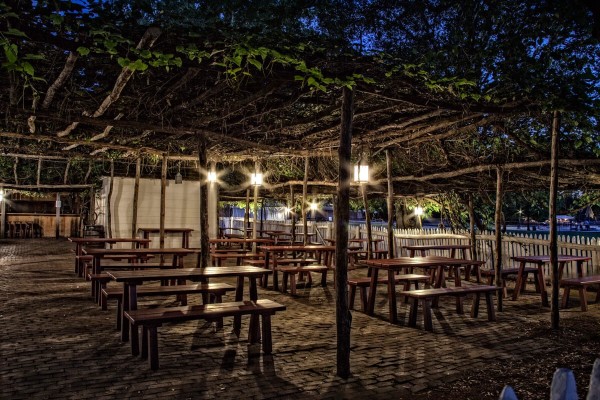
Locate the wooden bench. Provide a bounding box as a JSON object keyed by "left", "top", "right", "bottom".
{"left": 124, "top": 299, "right": 286, "bottom": 370}
{"left": 480, "top": 267, "right": 541, "bottom": 297}
{"left": 403, "top": 285, "right": 498, "bottom": 331}
{"left": 561, "top": 275, "right": 600, "bottom": 311}
{"left": 279, "top": 265, "right": 329, "bottom": 295}
{"left": 101, "top": 282, "right": 236, "bottom": 329}
{"left": 348, "top": 274, "right": 430, "bottom": 312}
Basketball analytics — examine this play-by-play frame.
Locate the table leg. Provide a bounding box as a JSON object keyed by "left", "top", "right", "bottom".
{"left": 75, "top": 244, "right": 81, "bottom": 275}
{"left": 128, "top": 284, "right": 140, "bottom": 356}
{"left": 248, "top": 276, "right": 261, "bottom": 342}
{"left": 366, "top": 268, "right": 379, "bottom": 316}
{"left": 576, "top": 261, "right": 584, "bottom": 278}
{"left": 537, "top": 263, "right": 549, "bottom": 307}
{"left": 387, "top": 270, "right": 398, "bottom": 324}
{"left": 454, "top": 265, "right": 463, "bottom": 312}
{"left": 512, "top": 261, "right": 526, "bottom": 301}
{"left": 233, "top": 276, "right": 244, "bottom": 337}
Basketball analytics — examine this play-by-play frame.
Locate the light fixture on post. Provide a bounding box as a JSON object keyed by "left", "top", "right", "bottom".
{"left": 353, "top": 163, "right": 369, "bottom": 184}
{"left": 414, "top": 206, "right": 423, "bottom": 216}
{"left": 0, "top": 189, "right": 3, "bottom": 202}
{"left": 250, "top": 172, "right": 263, "bottom": 186}
{"left": 207, "top": 171, "right": 217, "bottom": 183}
{"left": 175, "top": 162, "right": 183, "bottom": 184}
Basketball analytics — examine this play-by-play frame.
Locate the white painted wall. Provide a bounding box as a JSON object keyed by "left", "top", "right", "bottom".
{"left": 99, "top": 177, "right": 203, "bottom": 248}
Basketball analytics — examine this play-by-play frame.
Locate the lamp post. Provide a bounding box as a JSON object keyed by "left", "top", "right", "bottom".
{"left": 414, "top": 205, "right": 423, "bottom": 229}
{"left": 0, "top": 189, "right": 5, "bottom": 239}
{"left": 250, "top": 168, "right": 262, "bottom": 252}
{"left": 354, "top": 161, "right": 372, "bottom": 258}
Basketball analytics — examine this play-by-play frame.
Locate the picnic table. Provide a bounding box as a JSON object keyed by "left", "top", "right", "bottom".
{"left": 137, "top": 227, "right": 194, "bottom": 248}
{"left": 259, "top": 244, "right": 335, "bottom": 290}
{"left": 510, "top": 255, "right": 592, "bottom": 306}
{"left": 365, "top": 256, "right": 485, "bottom": 323}
{"left": 405, "top": 244, "right": 471, "bottom": 259}
{"left": 68, "top": 237, "right": 151, "bottom": 276}
{"left": 106, "top": 266, "right": 272, "bottom": 353}
{"left": 209, "top": 237, "right": 274, "bottom": 250}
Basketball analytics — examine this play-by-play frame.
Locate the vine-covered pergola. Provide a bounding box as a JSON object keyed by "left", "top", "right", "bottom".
{"left": 2, "top": 0, "right": 600, "bottom": 378}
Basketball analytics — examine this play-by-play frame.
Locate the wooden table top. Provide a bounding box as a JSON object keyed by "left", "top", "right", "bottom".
{"left": 259, "top": 245, "right": 336, "bottom": 252}
{"left": 84, "top": 247, "right": 197, "bottom": 256}
{"left": 210, "top": 238, "right": 274, "bottom": 244}
{"left": 68, "top": 237, "right": 151, "bottom": 244}
{"left": 137, "top": 228, "right": 194, "bottom": 233}
{"left": 106, "top": 266, "right": 271, "bottom": 281}
{"left": 404, "top": 244, "right": 471, "bottom": 250}
{"left": 511, "top": 255, "right": 592, "bottom": 263}
{"left": 366, "top": 256, "right": 485, "bottom": 269}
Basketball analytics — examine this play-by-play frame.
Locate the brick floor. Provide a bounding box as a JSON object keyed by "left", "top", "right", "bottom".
{"left": 1, "top": 238, "right": 599, "bottom": 399}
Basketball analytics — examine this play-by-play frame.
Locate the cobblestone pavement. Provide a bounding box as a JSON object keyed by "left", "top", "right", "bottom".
{"left": 1, "top": 239, "right": 599, "bottom": 399}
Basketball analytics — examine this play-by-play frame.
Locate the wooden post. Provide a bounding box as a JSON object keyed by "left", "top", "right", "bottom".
{"left": 468, "top": 193, "right": 478, "bottom": 260}
{"left": 290, "top": 185, "right": 296, "bottom": 243}
{"left": 252, "top": 161, "right": 260, "bottom": 253}
{"left": 550, "top": 110, "right": 561, "bottom": 330}
{"left": 335, "top": 86, "right": 353, "bottom": 379}
{"left": 131, "top": 157, "right": 141, "bottom": 245}
{"left": 244, "top": 188, "right": 250, "bottom": 237}
{"left": 0, "top": 187, "right": 5, "bottom": 238}
{"left": 36, "top": 158, "right": 42, "bottom": 186}
{"left": 302, "top": 156, "right": 309, "bottom": 245}
{"left": 160, "top": 154, "right": 167, "bottom": 249}
{"left": 198, "top": 136, "right": 210, "bottom": 268}
{"left": 107, "top": 159, "right": 114, "bottom": 238}
{"left": 55, "top": 193, "right": 61, "bottom": 238}
{"left": 361, "top": 185, "right": 373, "bottom": 259}
{"left": 494, "top": 168, "right": 504, "bottom": 312}
{"left": 88, "top": 187, "right": 95, "bottom": 225}
{"left": 385, "top": 150, "right": 395, "bottom": 258}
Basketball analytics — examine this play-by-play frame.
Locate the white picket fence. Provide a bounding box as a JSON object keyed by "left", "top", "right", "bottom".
{"left": 218, "top": 218, "right": 600, "bottom": 277}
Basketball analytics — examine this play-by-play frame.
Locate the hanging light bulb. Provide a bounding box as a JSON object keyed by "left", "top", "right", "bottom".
{"left": 353, "top": 163, "right": 369, "bottom": 184}
{"left": 250, "top": 172, "right": 263, "bottom": 186}
{"left": 207, "top": 171, "right": 217, "bottom": 183}
{"left": 175, "top": 163, "right": 183, "bottom": 184}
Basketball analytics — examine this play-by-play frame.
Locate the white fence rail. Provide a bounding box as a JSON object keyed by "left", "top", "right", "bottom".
{"left": 218, "top": 218, "right": 600, "bottom": 277}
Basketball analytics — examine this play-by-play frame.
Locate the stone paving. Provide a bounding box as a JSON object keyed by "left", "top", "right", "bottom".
{"left": 1, "top": 238, "right": 599, "bottom": 399}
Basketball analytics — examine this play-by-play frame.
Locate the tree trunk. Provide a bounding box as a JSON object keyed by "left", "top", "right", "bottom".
{"left": 302, "top": 157, "right": 309, "bottom": 245}
{"left": 468, "top": 193, "right": 478, "bottom": 260}
{"left": 385, "top": 150, "right": 395, "bottom": 258}
{"left": 549, "top": 111, "right": 561, "bottom": 330}
{"left": 131, "top": 157, "right": 141, "bottom": 246}
{"left": 335, "top": 86, "right": 353, "bottom": 379}
{"left": 198, "top": 136, "right": 210, "bottom": 268}
{"left": 107, "top": 159, "right": 114, "bottom": 238}
{"left": 494, "top": 168, "right": 504, "bottom": 312}
{"left": 160, "top": 155, "right": 167, "bottom": 249}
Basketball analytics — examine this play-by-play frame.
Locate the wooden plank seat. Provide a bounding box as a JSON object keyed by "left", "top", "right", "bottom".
{"left": 210, "top": 252, "right": 255, "bottom": 266}
{"left": 279, "top": 265, "right": 329, "bottom": 295}
{"left": 480, "top": 267, "right": 541, "bottom": 297}
{"left": 124, "top": 299, "right": 286, "bottom": 370}
{"left": 101, "top": 282, "right": 236, "bottom": 329}
{"left": 87, "top": 273, "right": 112, "bottom": 301}
{"left": 348, "top": 274, "right": 430, "bottom": 312}
{"left": 75, "top": 255, "right": 94, "bottom": 276}
{"left": 561, "top": 275, "right": 600, "bottom": 311}
{"left": 403, "top": 285, "right": 498, "bottom": 331}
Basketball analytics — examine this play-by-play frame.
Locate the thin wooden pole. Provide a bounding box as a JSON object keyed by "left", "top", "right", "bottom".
{"left": 550, "top": 110, "right": 561, "bottom": 330}
{"left": 494, "top": 167, "right": 504, "bottom": 312}
{"left": 244, "top": 188, "right": 250, "bottom": 237}
{"left": 335, "top": 86, "right": 353, "bottom": 379}
{"left": 198, "top": 136, "right": 210, "bottom": 268}
{"left": 468, "top": 193, "right": 478, "bottom": 260}
{"left": 252, "top": 161, "right": 260, "bottom": 253}
{"left": 160, "top": 154, "right": 167, "bottom": 249}
{"left": 55, "top": 193, "right": 61, "bottom": 238}
{"left": 290, "top": 185, "right": 296, "bottom": 243}
{"left": 386, "top": 150, "right": 395, "bottom": 258}
{"left": 131, "top": 157, "right": 141, "bottom": 245}
{"left": 361, "top": 185, "right": 373, "bottom": 259}
{"left": 107, "top": 159, "right": 114, "bottom": 238}
{"left": 302, "top": 157, "right": 309, "bottom": 245}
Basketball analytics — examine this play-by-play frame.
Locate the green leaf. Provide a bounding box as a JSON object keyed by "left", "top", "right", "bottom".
{"left": 22, "top": 61, "right": 34, "bottom": 76}
{"left": 4, "top": 44, "right": 18, "bottom": 63}
{"left": 117, "top": 57, "right": 130, "bottom": 68}
{"left": 48, "top": 14, "right": 63, "bottom": 26}
{"left": 247, "top": 58, "right": 262, "bottom": 71}
{"left": 6, "top": 28, "right": 27, "bottom": 37}
{"left": 294, "top": 75, "right": 304, "bottom": 81}
{"left": 139, "top": 49, "right": 151, "bottom": 59}
{"left": 77, "top": 46, "right": 90, "bottom": 56}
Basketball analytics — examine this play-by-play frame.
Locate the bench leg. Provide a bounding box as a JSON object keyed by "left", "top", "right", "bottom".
{"left": 281, "top": 271, "right": 288, "bottom": 294}
{"left": 261, "top": 314, "right": 273, "bottom": 355}
{"left": 359, "top": 286, "right": 368, "bottom": 312}
{"left": 100, "top": 291, "right": 108, "bottom": 311}
{"left": 131, "top": 324, "right": 140, "bottom": 357}
{"left": 214, "top": 294, "right": 224, "bottom": 329}
{"left": 533, "top": 272, "right": 541, "bottom": 293}
{"left": 561, "top": 286, "right": 571, "bottom": 309}
{"left": 471, "top": 293, "right": 481, "bottom": 318}
{"left": 148, "top": 326, "right": 159, "bottom": 371}
{"left": 579, "top": 287, "right": 588, "bottom": 311}
{"left": 455, "top": 295, "right": 464, "bottom": 314}
{"left": 290, "top": 273, "right": 297, "bottom": 296}
{"left": 485, "top": 292, "right": 496, "bottom": 321}
{"left": 348, "top": 285, "right": 356, "bottom": 310}
{"left": 595, "top": 285, "right": 600, "bottom": 303}
{"left": 116, "top": 299, "right": 122, "bottom": 330}
{"left": 321, "top": 271, "right": 327, "bottom": 287}
{"left": 408, "top": 298, "right": 419, "bottom": 327}
{"left": 422, "top": 298, "right": 433, "bottom": 331}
